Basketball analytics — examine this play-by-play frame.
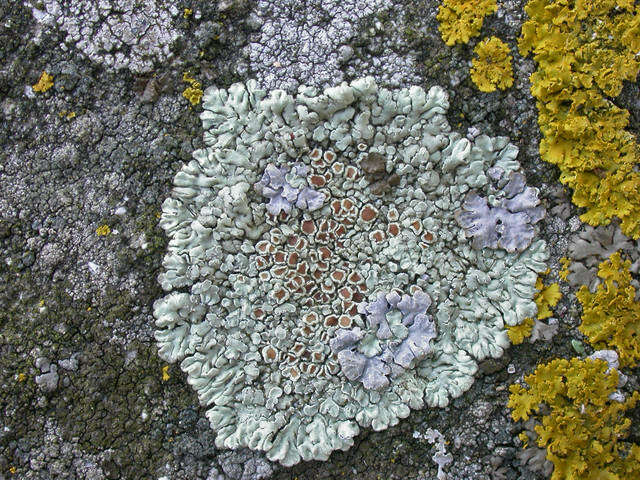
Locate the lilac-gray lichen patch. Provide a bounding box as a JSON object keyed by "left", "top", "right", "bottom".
{"left": 566, "top": 223, "right": 640, "bottom": 293}
{"left": 330, "top": 291, "right": 436, "bottom": 390}
{"left": 254, "top": 163, "right": 325, "bottom": 215}
{"left": 153, "top": 78, "right": 549, "bottom": 466}
{"left": 456, "top": 171, "right": 544, "bottom": 253}
{"left": 26, "top": 0, "right": 180, "bottom": 73}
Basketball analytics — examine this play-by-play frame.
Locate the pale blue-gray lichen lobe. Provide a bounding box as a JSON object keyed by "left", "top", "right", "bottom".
{"left": 153, "top": 78, "right": 549, "bottom": 466}
{"left": 330, "top": 291, "right": 437, "bottom": 390}
{"left": 456, "top": 170, "right": 544, "bottom": 253}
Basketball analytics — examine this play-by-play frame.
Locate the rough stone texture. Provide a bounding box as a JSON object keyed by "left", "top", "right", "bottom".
{"left": 1, "top": 0, "right": 638, "bottom": 479}
{"left": 26, "top": 0, "right": 181, "bottom": 73}
{"left": 243, "top": 0, "right": 421, "bottom": 91}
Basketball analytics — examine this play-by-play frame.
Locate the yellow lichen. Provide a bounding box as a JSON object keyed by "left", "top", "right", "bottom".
{"left": 59, "top": 110, "right": 76, "bottom": 120}
{"left": 507, "top": 275, "right": 561, "bottom": 344}
{"left": 437, "top": 0, "right": 497, "bottom": 46}
{"left": 559, "top": 256, "right": 571, "bottom": 281}
{"left": 182, "top": 71, "right": 203, "bottom": 105}
{"left": 519, "top": 0, "right": 640, "bottom": 238}
{"left": 162, "top": 365, "right": 170, "bottom": 381}
{"left": 577, "top": 251, "right": 640, "bottom": 367}
{"left": 183, "top": 7, "right": 193, "bottom": 18}
{"left": 470, "top": 36, "right": 514, "bottom": 92}
{"left": 509, "top": 357, "right": 640, "bottom": 480}
{"left": 96, "top": 224, "right": 111, "bottom": 236}
{"left": 32, "top": 71, "right": 54, "bottom": 93}
{"left": 17, "top": 373, "right": 26, "bottom": 382}
{"left": 507, "top": 317, "right": 534, "bottom": 344}
{"left": 535, "top": 278, "right": 561, "bottom": 320}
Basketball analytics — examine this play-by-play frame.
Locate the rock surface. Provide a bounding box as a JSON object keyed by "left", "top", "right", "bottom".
{"left": 1, "top": 0, "right": 638, "bottom": 479}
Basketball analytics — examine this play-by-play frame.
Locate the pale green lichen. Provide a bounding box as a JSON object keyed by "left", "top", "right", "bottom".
{"left": 154, "top": 78, "right": 548, "bottom": 466}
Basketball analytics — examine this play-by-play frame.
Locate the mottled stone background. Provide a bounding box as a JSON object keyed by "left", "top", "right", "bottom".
{"left": 1, "top": 0, "right": 638, "bottom": 479}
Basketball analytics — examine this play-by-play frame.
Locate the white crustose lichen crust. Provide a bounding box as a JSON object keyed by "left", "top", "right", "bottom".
{"left": 28, "top": 0, "right": 180, "bottom": 73}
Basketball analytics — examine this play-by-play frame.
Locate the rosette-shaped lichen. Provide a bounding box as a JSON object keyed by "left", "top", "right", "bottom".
{"left": 456, "top": 170, "right": 545, "bottom": 252}
{"left": 437, "top": 0, "right": 498, "bottom": 46}
{"left": 153, "top": 78, "right": 548, "bottom": 466}
{"left": 330, "top": 291, "right": 437, "bottom": 390}
{"left": 470, "top": 36, "right": 514, "bottom": 93}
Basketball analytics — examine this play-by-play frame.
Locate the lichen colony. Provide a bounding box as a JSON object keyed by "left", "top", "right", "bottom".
{"left": 153, "top": 78, "right": 548, "bottom": 465}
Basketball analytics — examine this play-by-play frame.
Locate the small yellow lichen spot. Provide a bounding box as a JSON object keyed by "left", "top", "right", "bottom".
{"left": 183, "top": 86, "right": 203, "bottom": 105}
{"left": 559, "top": 257, "right": 571, "bottom": 281}
{"left": 437, "top": 0, "right": 497, "bottom": 46}
{"left": 162, "top": 365, "right": 170, "bottom": 381}
{"left": 183, "top": 8, "right": 193, "bottom": 18}
{"left": 17, "top": 373, "right": 27, "bottom": 382}
{"left": 518, "top": 431, "right": 529, "bottom": 447}
{"left": 87, "top": 306, "right": 92, "bottom": 311}
{"left": 39, "top": 299, "right": 45, "bottom": 307}
{"left": 96, "top": 224, "right": 111, "bottom": 236}
{"left": 182, "top": 72, "right": 200, "bottom": 87}
{"left": 60, "top": 110, "right": 76, "bottom": 120}
{"left": 470, "top": 37, "right": 514, "bottom": 92}
{"left": 507, "top": 317, "right": 535, "bottom": 345}
{"left": 182, "top": 72, "right": 203, "bottom": 105}
{"left": 9, "top": 466, "right": 17, "bottom": 474}
{"left": 535, "top": 280, "right": 561, "bottom": 320}
{"left": 32, "top": 71, "right": 54, "bottom": 93}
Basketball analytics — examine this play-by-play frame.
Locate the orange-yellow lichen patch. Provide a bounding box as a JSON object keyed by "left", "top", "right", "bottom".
{"left": 96, "top": 224, "right": 111, "bottom": 236}
{"left": 470, "top": 37, "right": 514, "bottom": 92}
{"left": 506, "top": 317, "right": 534, "bottom": 345}
{"left": 182, "top": 72, "right": 203, "bottom": 105}
{"left": 437, "top": 0, "right": 497, "bottom": 46}
{"left": 32, "top": 71, "right": 54, "bottom": 93}
{"left": 519, "top": 0, "right": 640, "bottom": 238}
{"left": 534, "top": 278, "right": 561, "bottom": 320}
{"left": 509, "top": 357, "right": 640, "bottom": 480}
{"left": 577, "top": 251, "right": 640, "bottom": 367}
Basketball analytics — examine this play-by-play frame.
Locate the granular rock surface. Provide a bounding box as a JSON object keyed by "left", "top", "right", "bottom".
{"left": 1, "top": 0, "right": 637, "bottom": 479}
